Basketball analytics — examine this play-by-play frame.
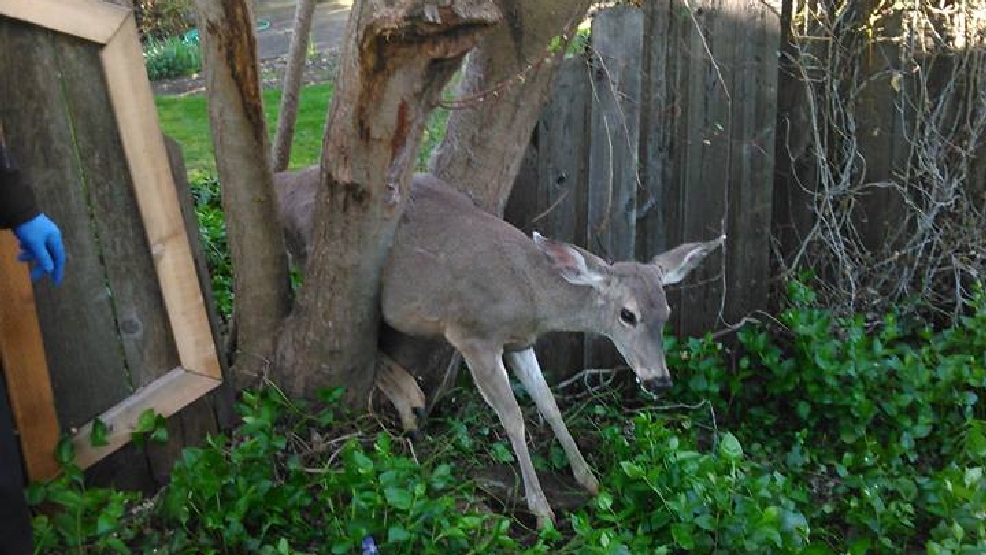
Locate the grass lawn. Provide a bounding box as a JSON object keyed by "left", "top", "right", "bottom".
{"left": 155, "top": 83, "right": 332, "bottom": 176}
{"left": 155, "top": 83, "right": 448, "bottom": 176}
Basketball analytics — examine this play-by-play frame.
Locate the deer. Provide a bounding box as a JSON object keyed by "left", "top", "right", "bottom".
{"left": 275, "top": 167, "right": 724, "bottom": 527}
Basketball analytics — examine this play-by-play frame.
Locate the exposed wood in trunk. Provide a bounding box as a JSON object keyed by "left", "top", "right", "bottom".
{"left": 274, "top": 0, "right": 500, "bottom": 405}
{"left": 191, "top": 0, "right": 293, "bottom": 387}
{"left": 272, "top": 0, "right": 317, "bottom": 172}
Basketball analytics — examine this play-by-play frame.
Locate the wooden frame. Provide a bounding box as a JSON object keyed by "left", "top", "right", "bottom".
{"left": 0, "top": 0, "right": 222, "bottom": 475}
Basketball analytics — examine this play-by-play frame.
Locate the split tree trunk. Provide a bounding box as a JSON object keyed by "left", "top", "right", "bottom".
{"left": 383, "top": 0, "right": 593, "bottom": 411}
{"left": 274, "top": 0, "right": 501, "bottom": 405}
{"left": 192, "top": 0, "right": 293, "bottom": 386}
{"left": 272, "top": 0, "right": 317, "bottom": 172}
{"left": 430, "top": 0, "right": 593, "bottom": 214}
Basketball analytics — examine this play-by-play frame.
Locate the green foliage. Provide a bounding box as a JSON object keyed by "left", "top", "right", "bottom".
{"left": 29, "top": 465, "right": 140, "bottom": 555}
{"left": 143, "top": 36, "right": 202, "bottom": 81}
{"left": 567, "top": 418, "right": 810, "bottom": 554}
{"left": 134, "top": 0, "right": 195, "bottom": 41}
{"left": 32, "top": 388, "right": 553, "bottom": 554}
{"left": 188, "top": 173, "right": 233, "bottom": 319}
{"left": 656, "top": 281, "right": 986, "bottom": 554}
{"left": 29, "top": 413, "right": 172, "bottom": 553}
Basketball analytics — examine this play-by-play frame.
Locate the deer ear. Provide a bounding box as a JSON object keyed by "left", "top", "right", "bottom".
{"left": 533, "top": 232, "right": 606, "bottom": 287}
{"left": 651, "top": 235, "right": 725, "bottom": 285}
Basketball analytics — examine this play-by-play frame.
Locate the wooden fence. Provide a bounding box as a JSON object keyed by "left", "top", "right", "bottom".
{"left": 506, "top": 3, "right": 782, "bottom": 375}
{"left": 0, "top": 5, "right": 230, "bottom": 491}
{"left": 507, "top": 2, "right": 986, "bottom": 378}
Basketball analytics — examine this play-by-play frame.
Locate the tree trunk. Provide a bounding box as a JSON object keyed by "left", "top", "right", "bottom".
{"left": 192, "top": 0, "right": 293, "bottom": 387}
{"left": 383, "top": 0, "right": 592, "bottom": 412}
{"left": 272, "top": 0, "right": 317, "bottom": 172}
{"left": 274, "top": 0, "right": 500, "bottom": 405}
{"left": 430, "top": 0, "right": 593, "bottom": 214}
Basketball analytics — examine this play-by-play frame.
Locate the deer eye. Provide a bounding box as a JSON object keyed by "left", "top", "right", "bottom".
{"left": 619, "top": 308, "right": 637, "bottom": 327}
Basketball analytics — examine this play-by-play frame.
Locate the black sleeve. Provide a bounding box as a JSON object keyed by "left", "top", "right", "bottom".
{"left": 0, "top": 148, "right": 40, "bottom": 230}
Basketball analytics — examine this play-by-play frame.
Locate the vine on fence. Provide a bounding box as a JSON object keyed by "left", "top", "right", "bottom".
{"left": 776, "top": 0, "right": 986, "bottom": 322}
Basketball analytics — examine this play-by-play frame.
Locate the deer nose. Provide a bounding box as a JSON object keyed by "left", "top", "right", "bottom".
{"left": 641, "top": 376, "right": 673, "bottom": 392}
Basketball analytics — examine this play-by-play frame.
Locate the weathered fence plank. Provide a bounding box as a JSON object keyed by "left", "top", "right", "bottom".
{"left": 669, "top": 0, "right": 734, "bottom": 337}
{"left": 722, "top": 0, "right": 781, "bottom": 326}
{"left": 638, "top": 0, "right": 676, "bottom": 261}
{"left": 585, "top": 7, "right": 644, "bottom": 368}
{"left": 504, "top": 57, "right": 591, "bottom": 379}
{"left": 508, "top": 3, "right": 781, "bottom": 371}
{"left": 0, "top": 21, "right": 131, "bottom": 430}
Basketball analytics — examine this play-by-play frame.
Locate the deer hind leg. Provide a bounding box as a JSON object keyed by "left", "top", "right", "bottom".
{"left": 504, "top": 348, "right": 599, "bottom": 495}
{"left": 375, "top": 355, "right": 426, "bottom": 436}
{"left": 450, "top": 335, "right": 555, "bottom": 528}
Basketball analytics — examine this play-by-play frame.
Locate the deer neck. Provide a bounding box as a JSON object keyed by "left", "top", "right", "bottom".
{"left": 532, "top": 278, "right": 603, "bottom": 335}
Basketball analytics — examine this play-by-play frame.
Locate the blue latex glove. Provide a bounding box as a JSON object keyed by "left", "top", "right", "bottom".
{"left": 13, "top": 213, "right": 65, "bottom": 285}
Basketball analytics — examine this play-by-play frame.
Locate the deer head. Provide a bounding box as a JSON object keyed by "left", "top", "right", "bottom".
{"left": 533, "top": 232, "right": 725, "bottom": 392}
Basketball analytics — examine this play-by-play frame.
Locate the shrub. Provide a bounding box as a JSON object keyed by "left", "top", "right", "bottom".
{"left": 660, "top": 281, "right": 986, "bottom": 553}
{"left": 143, "top": 36, "right": 201, "bottom": 81}
{"left": 134, "top": 0, "right": 195, "bottom": 41}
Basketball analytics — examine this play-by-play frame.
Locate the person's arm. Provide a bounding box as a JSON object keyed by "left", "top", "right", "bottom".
{"left": 0, "top": 137, "right": 65, "bottom": 285}
{"left": 0, "top": 149, "right": 40, "bottom": 230}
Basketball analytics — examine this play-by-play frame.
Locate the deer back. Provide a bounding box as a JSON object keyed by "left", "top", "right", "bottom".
{"left": 380, "top": 174, "right": 550, "bottom": 347}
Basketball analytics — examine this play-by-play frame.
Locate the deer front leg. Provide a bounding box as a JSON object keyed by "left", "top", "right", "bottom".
{"left": 504, "top": 348, "right": 599, "bottom": 495}
{"left": 451, "top": 336, "right": 555, "bottom": 528}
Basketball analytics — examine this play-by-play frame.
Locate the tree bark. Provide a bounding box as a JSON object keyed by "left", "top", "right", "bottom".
{"left": 430, "top": 0, "right": 593, "bottom": 214}
{"left": 274, "top": 0, "right": 500, "bottom": 405}
{"left": 382, "top": 0, "right": 592, "bottom": 413}
{"left": 272, "top": 0, "right": 318, "bottom": 172}
{"left": 192, "top": 0, "right": 293, "bottom": 387}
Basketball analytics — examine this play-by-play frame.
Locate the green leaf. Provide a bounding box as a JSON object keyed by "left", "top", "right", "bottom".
{"left": 848, "top": 538, "right": 871, "bottom": 555}
{"left": 671, "top": 523, "right": 695, "bottom": 549}
{"left": 620, "top": 461, "right": 643, "bottom": 478}
{"left": 24, "top": 483, "right": 45, "bottom": 506}
{"left": 277, "top": 538, "right": 290, "bottom": 555}
{"left": 491, "top": 441, "right": 515, "bottom": 463}
{"left": 97, "top": 513, "right": 118, "bottom": 535}
{"left": 55, "top": 437, "right": 75, "bottom": 465}
{"left": 352, "top": 450, "right": 374, "bottom": 473}
{"left": 135, "top": 408, "right": 158, "bottom": 434}
{"left": 104, "top": 537, "right": 129, "bottom": 554}
{"left": 89, "top": 417, "right": 110, "bottom": 447}
{"left": 151, "top": 426, "right": 169, "bottom": 444}
{"left": 597, "top": 492, "right": 614, "bottom": 511}
{"left": 388, "top": 525, "right": 411, "bottom": 543}
{"left": 548, "top": 35, "right": 564, "bottom": 54}
{"left": 384, "top": 487, "right": 413, "bottom": 510}
{"left": 719, "top": 432, "right": 743, "bottom": 461}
